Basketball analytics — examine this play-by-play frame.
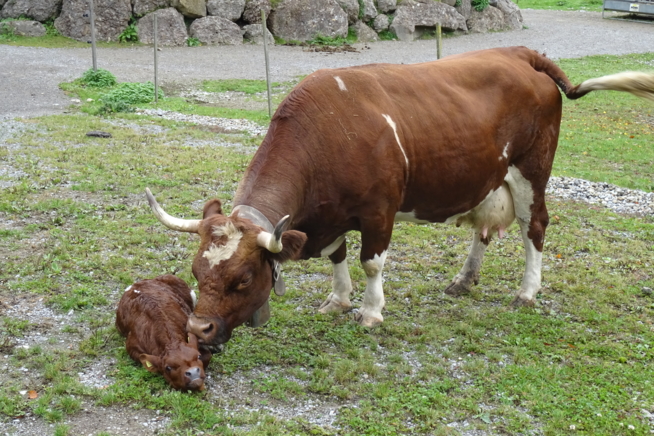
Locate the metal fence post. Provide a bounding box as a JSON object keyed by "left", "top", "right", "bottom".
{"left": 89, "top": 0, "right": 97, "bottom": 70}
{"left": 154, "top": 13, "right": 159, "bottom": 105}
{"left": 262, "top": 10, "right": 272, "bottom": 118}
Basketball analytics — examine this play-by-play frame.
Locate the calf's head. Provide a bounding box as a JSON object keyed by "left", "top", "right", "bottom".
{"left": 139, "top": 333, "right": 211, "bottom": 391}
{"left": 145, "top": 189, "right": 307, "bottom": 347}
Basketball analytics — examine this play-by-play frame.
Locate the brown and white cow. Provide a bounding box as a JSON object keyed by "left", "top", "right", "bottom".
{"left": 145, "top": 46, "right": 654, "bottom": 347}
{"left": 115, "top": 274, "right": 212, "bottom": 390}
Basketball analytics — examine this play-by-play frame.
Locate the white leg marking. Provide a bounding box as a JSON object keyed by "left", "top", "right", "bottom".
{"left": 319, "top": 258, "right": 353, "bottom": 314}
{"left": 454, "top": 231, "right": 487, "bottom": 286}
{"left": 357, "top": 251, "right": 387, "bottom": 326}
{"left": 504, "top": 166, "right": 534, "bottom": 222}
{"left": 381, "top": 114, "right": 409, "bottom": 170}
{"left": 334, "top": 76, "right": 347, "bottom": 92}
{"left": 320, "top": 235, "right": 346, "bottom": 257}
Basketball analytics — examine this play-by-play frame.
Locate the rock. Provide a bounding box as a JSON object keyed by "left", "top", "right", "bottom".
{"left": 376, "top": 0, "right": 396, "bottom": 13}
{"left": 441, "top": 0, "right": 457, "bottom": 6}
{"left": 372, "top": 13, "right": 389, "bottom": 32}
{"left": 642, "top": 287, "right": 653, "bottom": 296}
{"left": 269, "top": 0, "right": 348, "bottom": 42}
{"left": 55, "top": 0, "right": 132, "bottom": 43}
{"left": 455, "top": 0, "right": 472, "bottom": 20}
{"left": 0, "top": 0, "right": 62, "bottom": 21}
{"left": 133, "top": 0, "right": 171, "bottom": 16}
{"left": 242, "top": 0, "right": 270, "bottom": 23}
{"left": 335, "top": 0, "right": 358, "bottom": 24}
{"left": 138, "top": 7, "right": 188, "bottom": 46}
{"left": 360, "top": 0, "right": 376, "bottom": 21}
{"left": 171, "top": 0, "right": 206, "bottom": 17}
{"left": 351, "top": 21, "right": 377, "bottom": 42}
{"left": 207, "top": 0, "right": 245, "bottom": 21}
{"left": 495, "top": 0, "right": 523, "bottom": 30}
{"left": 390, "top": 1, "right": 467, "bottom": 41}
{"left": 189, "top": 15, "right": 242, "bottom": 44}
{"left": 4, "top": 20, "right": 46, "bottom": 37}
{"left": 242, "top": 23, "right": 273, "bottom": 44}
{"left": 467, "top": 5, "right": 505, "bottom": 33}
{"left": 86, "top": 131, "right": 112, "bottom": 138}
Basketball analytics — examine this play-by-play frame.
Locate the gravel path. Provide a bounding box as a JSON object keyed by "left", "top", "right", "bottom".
{"left": 1, "top": 9, "right": 654, "bottom": 119}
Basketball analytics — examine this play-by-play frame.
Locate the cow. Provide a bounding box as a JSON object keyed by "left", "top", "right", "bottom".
{"left": 144, "top": 46, "right": 654, "bottom": 348}
{"left": 115, "top": 274, "right": 212, "bottom": 390}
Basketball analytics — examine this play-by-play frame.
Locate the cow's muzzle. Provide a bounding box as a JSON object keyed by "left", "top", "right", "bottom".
{"left": 187, "top": 315, "right": 229, "bottom": 347}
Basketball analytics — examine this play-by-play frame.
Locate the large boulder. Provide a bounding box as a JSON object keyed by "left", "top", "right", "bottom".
{"left": 189, "top": 15, "right": 242, "bottom": 44}
{"left": 0, "top": 0, "right": 62, "bottom": 21}
{"left": 55, "top": 0, "right": 132, "bottom": 42}
{"left": 390, "top": 0, "right": 467, "bottom": 41}
{"left": 4, "top": 20, "right": 46, "bottom": 36}
{"left": 351, "top": 21, "right": 377, "bottom": 42}
{"left": 138, "top": 7, "right": 188, "bottom": 45}
{"left": 171, "top": 0, "right": 206, "bottom": 17}
{"left": 242, "top": 23, "right": 273, "bottom": 44}
{"left": 335, "top": 0, "right": 358, "bottom": 24}
{"left": 360, "top": 0, "right": 376, "bottom": 21}
{"left": 466, "top": 5, "right": 504, "bottom": 33}
{"left": 0, "top": 0, "right": 6, "bottom": 7}
{"left": 372, "top": 13, "right": 389, "bottom": 32}
{"left": 376, "top": 0, "right": 396, "bottom": 13}
{"left": 242, "top": 0, "right": 270, "bottom": 23}
{"left": 455, "top": 0, "right": 472, "bottom": 20}
{"left": 207, "top": 0, "right": 245, "bottom": 21}
{"left": 269, "top": 0, "right": 348, "bottom": 42}
{"left": 133, "top": 0, "right": 172, "bottom": 16}
{"left": 496, "top": 0, "right": 523, "bottom": 30}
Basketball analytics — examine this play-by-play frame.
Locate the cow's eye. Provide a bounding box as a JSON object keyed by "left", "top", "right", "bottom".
{"left": 198, "top": 354, "right": 202, "bottom": 360}
{"left": 239, "top": 274, "right": 253, "bottom": 287}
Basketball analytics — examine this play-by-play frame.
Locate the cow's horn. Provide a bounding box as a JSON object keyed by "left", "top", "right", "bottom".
{"left": 256, "top": 215, "right": 290, "bottom": 253}
{"left": 145, "top": 188, "right": 201, "bottom": 233}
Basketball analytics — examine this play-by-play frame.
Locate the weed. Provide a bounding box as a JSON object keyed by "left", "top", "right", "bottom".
{"left": 100, "top": 82, "right": 163, "bottom": 113}
{"left": 80, "top": 68, "right": 117, "bottom": 88}
{"left": 472, "top": 0, "right": 490, "bottom": 11}
{"left": 118, "top": 18, "right": 138, "bottom": 43}
{"left": 187, "top": 37, "right": 201, "bottom": 47}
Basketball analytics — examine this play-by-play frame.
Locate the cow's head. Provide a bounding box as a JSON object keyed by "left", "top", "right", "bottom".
{"left": 145, "top": 189, "right": 307, "bottom": 347}
{"left": 139, "top": 333, "right": 211, "bottom": 391}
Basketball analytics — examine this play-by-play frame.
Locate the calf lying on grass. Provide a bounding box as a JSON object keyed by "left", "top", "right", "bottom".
{"left": 116, "top": 274, "right": 212, "bottom": 391}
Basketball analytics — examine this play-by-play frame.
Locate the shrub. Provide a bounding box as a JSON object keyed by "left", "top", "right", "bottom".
{"left": 118, "top": 19, "right": 138, "bottom": 43}
{"left": 80, "top": 68, "right": 117, "bottom": 88}
{"left": 99, "top": 82, "right": 163, "bottom": 113}
{"left": 472, "top": 0, "right": 489, "bottom": 11}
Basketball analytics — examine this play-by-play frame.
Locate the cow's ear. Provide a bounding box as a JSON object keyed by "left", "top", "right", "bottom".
{"left": 268, "top": 230, "right": 307, "bottom": 263}
{"left": 199, "top": 347, "right": 213, "bottom": 369}
{"left": 202, "top": 199, "right": 223, "bottom": 219}
{"left": 139, "top": 354, "right": 162, "bottom": 373}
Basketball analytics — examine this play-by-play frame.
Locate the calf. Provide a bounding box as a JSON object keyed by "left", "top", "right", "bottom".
{"left": 115, "top": 274, "right": 211, "bottom": 391}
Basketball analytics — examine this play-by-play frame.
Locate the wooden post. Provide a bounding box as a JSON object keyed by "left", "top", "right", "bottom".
{"left": 89, "top": 0, "right": 97, "bottom": 71}
{"left": 154, "top": 13, "right": 159, "bottom": 104}
{"left": 436, "top": 23, "right": 442, "bottom": 59}
{"left": 262, "top": 10, "right": 272, "bottom": 118}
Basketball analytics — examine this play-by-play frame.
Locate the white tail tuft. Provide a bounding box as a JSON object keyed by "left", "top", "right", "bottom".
{"left": 578, "top": 71, "right": 654, "bottom": 102}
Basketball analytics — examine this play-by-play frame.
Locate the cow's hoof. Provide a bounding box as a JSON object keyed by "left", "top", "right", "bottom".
{"left": 511, "top": 296, "right": 536, "bottom": 307}
{"left": 354, "top": 309, "right": 383, "bottom": 328}
{"left": 318, "top": 293, "right": 352, "bottom": 314}
{"left": 444, "top": 281, "right": 471, "bottom": 296}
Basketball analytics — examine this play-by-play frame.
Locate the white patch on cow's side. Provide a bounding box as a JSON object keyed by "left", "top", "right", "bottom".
{"left": 444, "top": 187, "right": 500, "bottom": 225}
{"left": 190, "top": 289, "right": 197, "bottom": 309}
{"left": 504, "top": 165, "right": 534, "bottom": 222}
{"left": 499, "top": 142, "right": 510, "bottom": 161}
{"left": 381, "top": 114, "right": 409, "bottom": 170}
{"left": 124, "top": 285, "right": 133, "bottom": 294}
{"left": 133, "top": 289, "right": 140, "bottom": 294}
{"left": 334, "top": 76, "right": 347, "bottom": 92}
{"left": 203, "top": 221, "right": 243, "bottom": 268}
{"left": 394, "top": 211, "right": 430, "bottom": 224}
{"left": 360, "top": 251, "right": 387, "bottom": 318}
{"left": 332, "top": 259, "right": 353, "bottom": 300}
{"left": 320, "top": 235, "right": 346, "bottom": 257}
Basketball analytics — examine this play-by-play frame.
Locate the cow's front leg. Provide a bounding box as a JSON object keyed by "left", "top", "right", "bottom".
{"left": 444, "top": 230, "right": 489, "bottom": 296}
{"left": 319, "top": 238, "right": 353, "bottom": 314}
{"left": 354, "top": 224, "right": 392, "bottom": 328}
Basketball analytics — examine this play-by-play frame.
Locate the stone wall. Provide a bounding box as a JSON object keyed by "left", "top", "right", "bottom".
{"left": 0, "top": 0, "right": 522, "bottom": 46}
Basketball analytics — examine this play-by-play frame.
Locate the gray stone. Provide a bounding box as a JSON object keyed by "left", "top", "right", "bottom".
{"left": 242, "top": 23, "right": 273, "bottom": 44}
{"left": 242, "top": 0, "right": 270, "bottom": 23}
{"left": 133, "top": 0, "right": 171, "bottom": 16}
{"left": 269, "top": 0, "right": 348, "bottom": 42}
{"left": 376, "top": 0, "right": 395, "bottom": 13}
{"left": 55, "top": 0, "right": 132, "bottom": 42}
{"left": 0, "top": 0, "right": 6, "bottom": 7}
{"left": 1, "top": 0, "right": 62, "bottom": 21}
{"left": 455, "top": 0, "right": 472, "bottom": 20}
{"left": 207, "top": 0, "right": 245, "bottom": 21}
{"left": 361, "top": 0, "right": 376, "bottom": 21}
{"left": 441, "top": 0, "right": 457, "bottom": 6}
{"left": 351, "top": 20, "right": 377, "bottom": 42}
{"left": 4, "top": 20, "right": 46, "bottom": 36}
{"left": 189, "top": 15, "right": 242, "bottom": 44}
{"left": 496, "top": 0, "right": 523, "bottom": 30}
{"left": 336, "top": 0, "right": 358, "bottom": 24}
{"left": 466, "top": 5, "right": 504, "bottom": 33}
{"left": 372, "top": 13, "right": 389, "bottom": 32}
{"left": 138, "top": 7, "right": 188, "bottom": 45}
{"left": 390, "top": 0, "right": 467, "bottom": 41}
{"left": 171, "top": 0, "right": 206, "bottom": 17}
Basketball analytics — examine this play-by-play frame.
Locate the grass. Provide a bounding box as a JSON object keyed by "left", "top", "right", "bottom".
{"left": 0, "top": 53, "right": 653, "bottom": 435}
{"left": 517, "top": 0, "right": 603, "bottom": 11}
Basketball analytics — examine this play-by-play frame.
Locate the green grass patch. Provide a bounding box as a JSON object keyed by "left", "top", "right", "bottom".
{"left": 517, "top": 0, "right": 603, "bottom": 11}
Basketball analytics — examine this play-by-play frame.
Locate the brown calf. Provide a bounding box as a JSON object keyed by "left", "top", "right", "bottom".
{"left": 115, "top": 274, "right": 211, "bottom": 390}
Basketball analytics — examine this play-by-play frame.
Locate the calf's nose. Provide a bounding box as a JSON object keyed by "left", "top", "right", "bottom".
{"left": 185, "top": 366, "right": 202, "bottom": 381}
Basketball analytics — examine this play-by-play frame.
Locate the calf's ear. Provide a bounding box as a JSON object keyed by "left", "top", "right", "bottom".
{"left": 202, "top": 199, "right": 223, "bottom": 218}
{"left": 268, "top": 230, "right": 308, "bottom": 264}
{"left": 139, "top": 354, "right": 162, "bottom": 373}
{"left": 199, "top": 347, "right": 213, "bottom": 369}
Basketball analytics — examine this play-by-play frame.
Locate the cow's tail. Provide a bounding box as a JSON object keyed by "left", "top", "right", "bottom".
{"left": 530, "top": 50, "right": 654, "bottom": 102}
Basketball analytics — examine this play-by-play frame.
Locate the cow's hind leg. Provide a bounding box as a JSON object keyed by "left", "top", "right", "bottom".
{"left": 319, "top": 239, "right": 353, "bottom": 314}
{"left": 505, "top": 166, "right": 548, "bottom": 307}
{"left": 444, "top": 230, "right": 489, "bottom": 296}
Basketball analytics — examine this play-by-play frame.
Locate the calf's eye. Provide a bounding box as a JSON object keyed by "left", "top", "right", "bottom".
{"left": 165, "top": 366, "right": 172, "bottom": 372}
